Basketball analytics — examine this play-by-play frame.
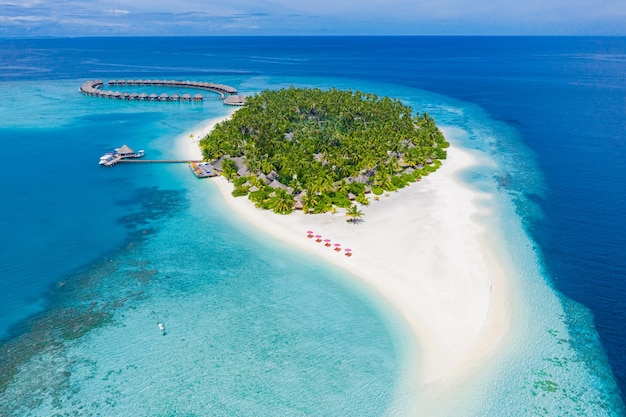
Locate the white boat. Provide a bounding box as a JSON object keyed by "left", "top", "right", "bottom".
{"left": 99, "top": 153, "right": 115, "bottom": 165}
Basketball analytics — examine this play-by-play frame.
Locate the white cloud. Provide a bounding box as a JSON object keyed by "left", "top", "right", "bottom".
{"left": 104, "top": 9, "right": 129, "bottom": 16}
{"left": 0, "top": 14, "right": 46, "bottom": 22}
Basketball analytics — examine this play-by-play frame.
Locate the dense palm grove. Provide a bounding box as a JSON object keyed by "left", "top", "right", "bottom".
{"left": 200, "top": 87, "right": 449, "bottom": 214}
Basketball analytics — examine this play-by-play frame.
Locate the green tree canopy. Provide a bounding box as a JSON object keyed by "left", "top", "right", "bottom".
{"left": 200, "top": 87, "right": 448, "bottom": 214}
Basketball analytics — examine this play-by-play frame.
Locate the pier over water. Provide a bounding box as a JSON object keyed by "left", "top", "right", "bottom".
{"left": 80, "top": 79, "right": 246, "bottom": 106}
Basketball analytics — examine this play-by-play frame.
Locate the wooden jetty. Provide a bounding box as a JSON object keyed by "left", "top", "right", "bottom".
{"left": 99, "top": 146, "right": 218, "bottom": 179}
{"left": 80, "top": 79, "right": 246, "bottom": 106}
{"left": 103, "top": 158, "right": 203, "bottom": 167}
{"left": 103, "top": 157, "right": 216, "bottom": 180}
{"left": 119, "top": 159, "right": 203, "bottom": 164}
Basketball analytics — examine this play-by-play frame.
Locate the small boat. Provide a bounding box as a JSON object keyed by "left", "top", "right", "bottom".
{"left": 158, "top": 322, "right": 166, "bottom": 335}
{"left": 99, "top": 153, "right": 115, "bottom": 165}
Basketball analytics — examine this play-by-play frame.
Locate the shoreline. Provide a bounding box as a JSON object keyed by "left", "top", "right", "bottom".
{"left": 178, "top": 115, "right": 513, "bottom": 404}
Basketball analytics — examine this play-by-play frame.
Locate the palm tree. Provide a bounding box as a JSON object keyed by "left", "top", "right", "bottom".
{"left": 221, "top": 158, "right": 238, "bottom": 179}
{"left": 346, "top": 204, "right": 364, "bottom": 223}
{"left": 270, "top": 190, "right": 294, "bottom": 214}
{"left": 301, "top": 191, "right": 319, "bottom": 213}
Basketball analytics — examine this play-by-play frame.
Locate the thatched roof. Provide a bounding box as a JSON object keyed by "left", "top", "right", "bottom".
{"left": 294, "top": 201, "right": 304, "bottom": 210}
{"left": 348, "top": 193, "right": 356, "bottom": 200}
{"left": 294, "top": 191, "right": 305, "bottom": 202}
{"left": 212, "top": 157, "right": 224, "bottom": 171}
{"left": 348, "top": 174, "right": 370, "bottom": 184}
{"left": 257, "top": 173, "right": 270, "bottom": 184}
{"left": 267, "top": 171, "right": 278, "bottom": 181}
{"left": 269, "top": 179, "right": 288, "bottom": 190}
{"left": 117, "top": 144, "right": 134, "bottom": 155}
{"left": 248, "top": 185, "right": 259, "bottom": 193}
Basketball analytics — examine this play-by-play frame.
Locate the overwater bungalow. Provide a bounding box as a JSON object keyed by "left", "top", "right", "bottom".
{"left": 116, "top": 144, "right": 136, "bottom": 158}
{"left": 81, "top": 78, "right": 240, "bottom": 107}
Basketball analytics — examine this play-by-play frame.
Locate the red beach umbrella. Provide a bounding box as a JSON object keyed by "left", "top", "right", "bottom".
{"left": 324, "top": 239, "right": 331, "bottom": 247}
{"left": 315, "top": 234, "right": 322, "bottom": 242}
{"left": 307, "top": 230, "right": 314, "bottom": 238}
{"left": 334, "top": 243, "right": 341, "bottom": 251}
{"left": 344, "top": 248, "right": 352, "bottom": 257}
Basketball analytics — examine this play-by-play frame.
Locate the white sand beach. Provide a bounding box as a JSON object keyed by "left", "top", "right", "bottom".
{"left": 180, "top": 116, "right": 513, "bottom": 399}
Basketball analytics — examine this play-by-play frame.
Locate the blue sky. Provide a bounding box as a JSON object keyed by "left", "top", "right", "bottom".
{"left": 1, "top": 0, "right": 625, "bottom": 37}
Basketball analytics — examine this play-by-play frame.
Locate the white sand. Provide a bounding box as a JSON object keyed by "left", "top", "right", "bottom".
{"left": 179, "top": 116, "right": 512, "bottom": 398}
{"left": 173, "top": 111, "right": 236, "bottom": 161}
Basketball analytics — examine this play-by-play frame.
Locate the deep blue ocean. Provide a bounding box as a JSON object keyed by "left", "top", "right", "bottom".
{"left": 0, "top": 37, "right": 625, "bottom": 416}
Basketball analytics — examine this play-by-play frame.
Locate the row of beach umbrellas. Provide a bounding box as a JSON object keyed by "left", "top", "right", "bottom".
{"left": 306, "top": 231, "right": 352, "bottom": 256}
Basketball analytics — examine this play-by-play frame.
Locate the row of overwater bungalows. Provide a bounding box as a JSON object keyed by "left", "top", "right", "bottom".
{"left": 79, "top": 79, "right": 238, "bottom": 102}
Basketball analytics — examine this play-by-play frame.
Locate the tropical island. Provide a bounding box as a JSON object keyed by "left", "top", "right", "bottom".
{"left": 200, "top": 87, "right": 449, "bottom": 214}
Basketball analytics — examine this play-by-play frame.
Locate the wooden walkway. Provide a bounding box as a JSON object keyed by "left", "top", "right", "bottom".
{"left": 103, "top": 158, "right": 202, "bottom": 167}
{"left": 80, "top": 79, "right": 246, "bottom": 106}
{"left": 118, "top": 159, "right": 203, "bottom": 164}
